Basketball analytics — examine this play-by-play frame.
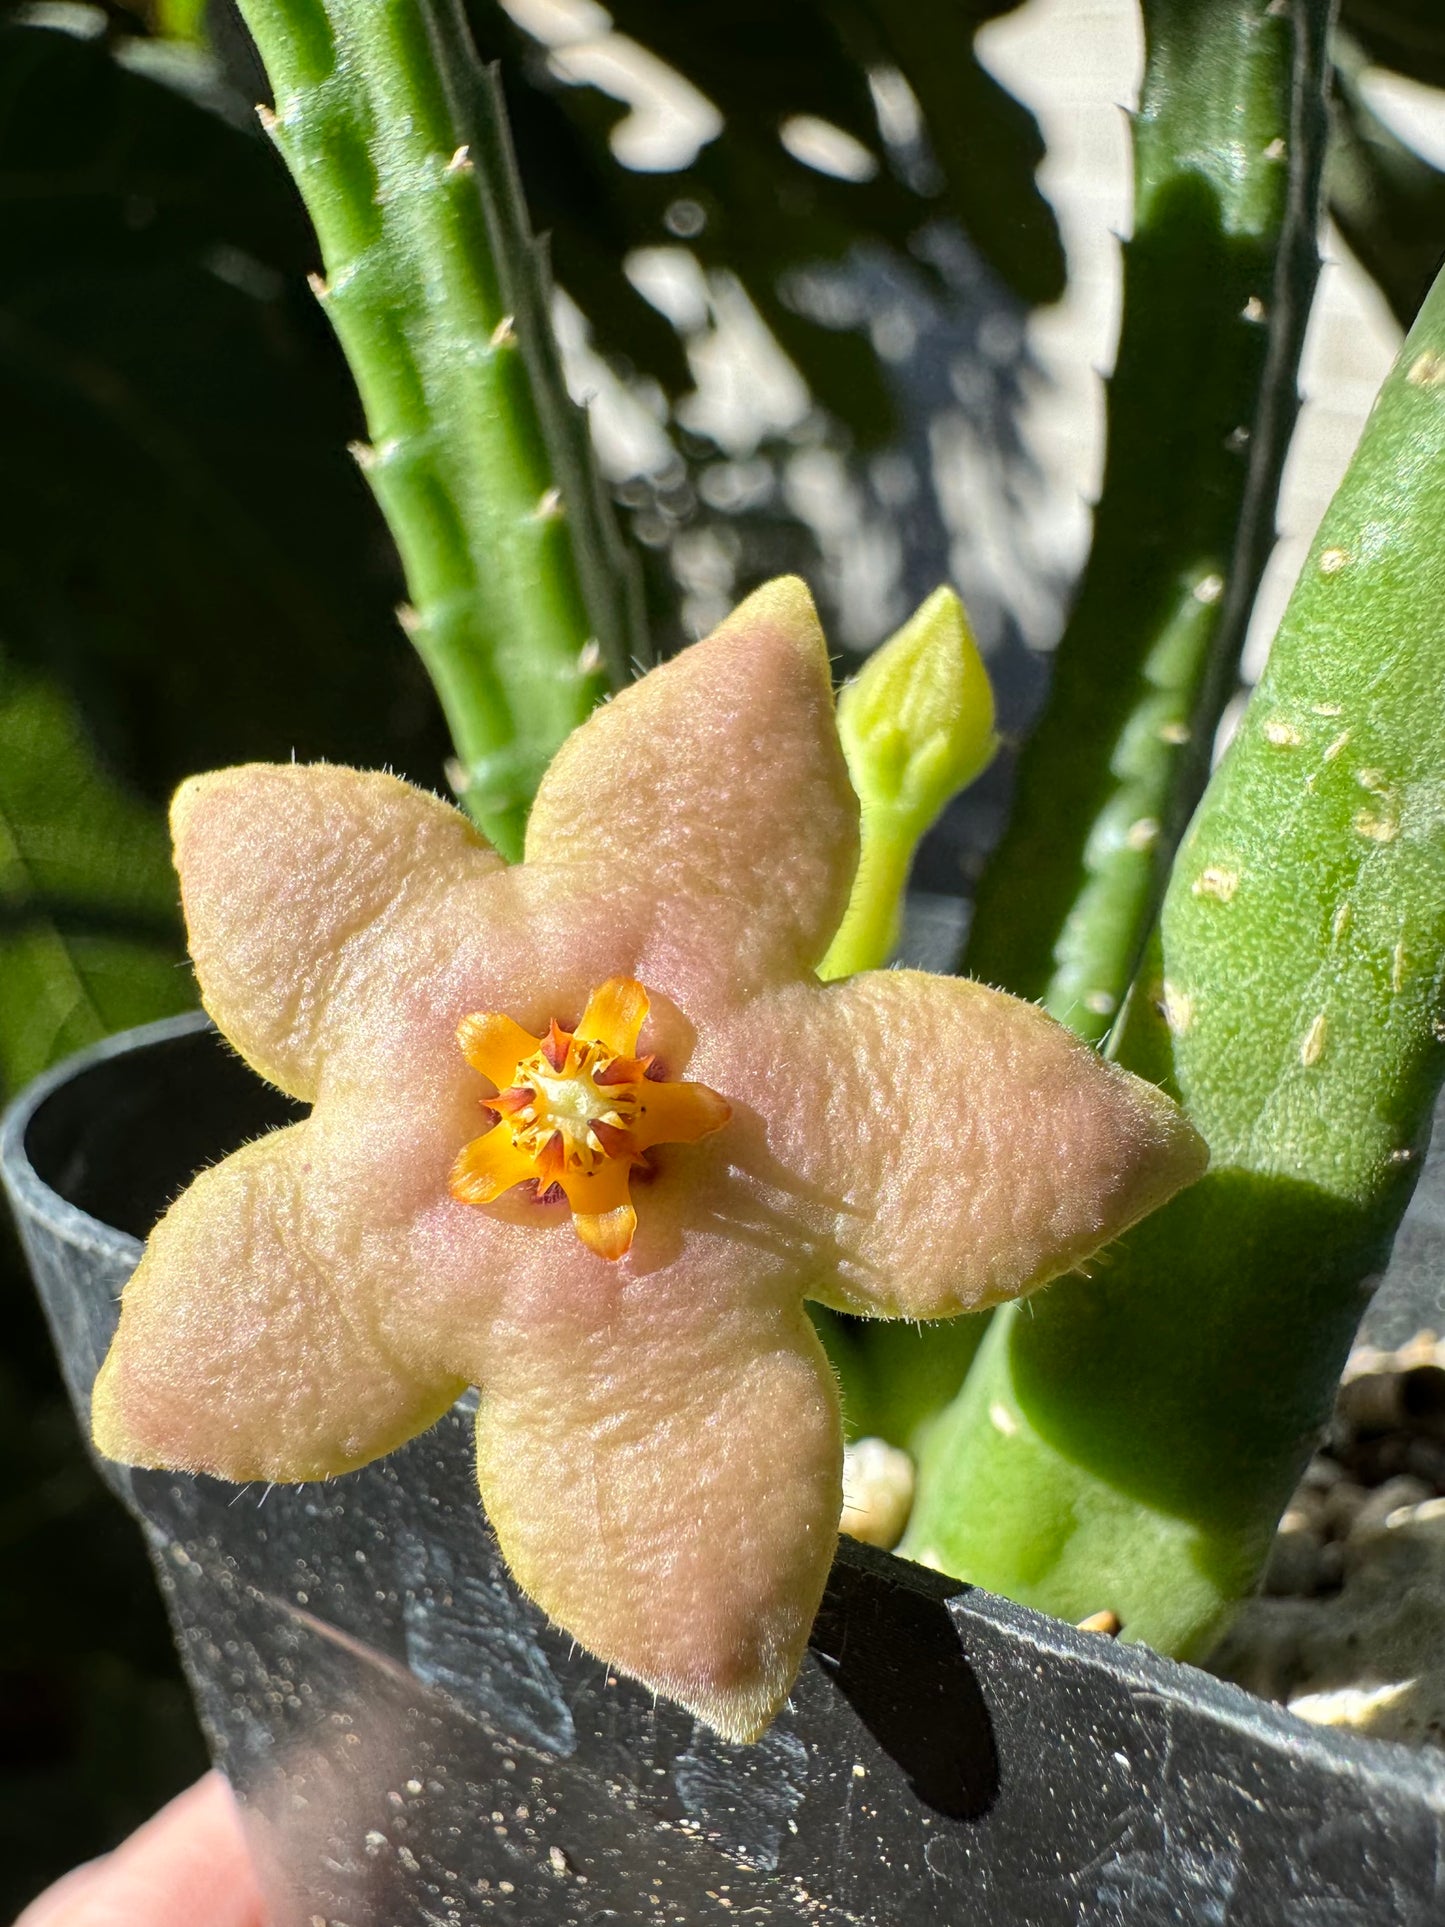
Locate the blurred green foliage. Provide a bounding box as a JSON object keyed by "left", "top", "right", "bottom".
{"left": 1341, "top": 0, "right": 1445, "bottom": 89}
{"left": 0, "top": 663, "right": 185, "bottom": 1092}
{"left": 1330, "top": 29, "right": 1445, "bottom": 330}
{"left": 463, "top": 0, "right": 1064, "bottom": 443}
{"left": 0, "top": 21, "right": 448, "bottom": 802}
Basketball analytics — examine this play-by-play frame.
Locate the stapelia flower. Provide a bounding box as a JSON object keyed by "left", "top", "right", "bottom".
{"left": 92, "top": 578, "right": 1206, "bottom": 1742}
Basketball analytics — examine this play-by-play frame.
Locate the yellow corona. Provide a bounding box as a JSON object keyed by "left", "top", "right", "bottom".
{"left": 450, "top": 975, "right": 731, "bottom": 1259}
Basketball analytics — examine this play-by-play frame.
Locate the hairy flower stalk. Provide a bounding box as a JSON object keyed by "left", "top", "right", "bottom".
{"left": 235, "top": 0, "right": 644, "bottom": 857}
{"left": 89, "top": 582, "right": 1203, "bottom": 1740}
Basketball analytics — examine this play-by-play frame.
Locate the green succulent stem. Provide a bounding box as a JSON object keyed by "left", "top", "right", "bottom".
{"left": 905, "top": 258, "right": 1445, "bottom": 1657}
{"left": 963, "top": 0, "right": 1331, "bottom": 1043}
{"left": 235, "top": 0, "right": 643, "bottom": 858}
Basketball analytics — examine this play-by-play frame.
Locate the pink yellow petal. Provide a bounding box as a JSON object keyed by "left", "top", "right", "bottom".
{"left": 173, "top": 763, "right": 499, "bottom": 1100}
{"left": 524, "top": 578, "right": 860, "bottom": 980}
{"left": 475, "top": 1301, "right": 842, "bottom": 1741}
{"left": 92, "top": 1123, "right": 465, "bottom": 1482}
{"left": 705, "top": 970, "right": 1208, "bottom": 1321}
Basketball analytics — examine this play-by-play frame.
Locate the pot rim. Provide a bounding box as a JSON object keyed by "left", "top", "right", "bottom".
{"left": 0, "top": 1010, "right": 215, "bottom": 1259}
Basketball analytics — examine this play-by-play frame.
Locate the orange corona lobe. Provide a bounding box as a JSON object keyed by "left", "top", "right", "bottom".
{"left": 449, "top": 977, "right": 731, "bottom": 1260}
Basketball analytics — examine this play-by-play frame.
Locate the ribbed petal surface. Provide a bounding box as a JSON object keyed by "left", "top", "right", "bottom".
{"left": 526, "top": 578, "right": 859, "bottom": 983}
{"left": 173, "top": 764, "right": 501, "bottom": 1099}
{"left": 92, "top": 1113, "right": 469, "bottom": 1481}
{"left": 476, "top": 1280, "right": 840, "bottom": 1741}
{"left": 698, "top": 971, "right": 1208, "bottom": 1319}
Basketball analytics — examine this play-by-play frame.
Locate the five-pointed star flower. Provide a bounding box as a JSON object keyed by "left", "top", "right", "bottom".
{"left": 92, "top": 578, "right": 1206, "bottom": 1741}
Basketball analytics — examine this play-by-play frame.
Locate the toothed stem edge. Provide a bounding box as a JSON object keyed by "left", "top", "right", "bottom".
{"left": 964, "top": 0, "right": 1331, "bottom": 1043}
{"left": 237, "top": 0, "right": 644, "bottom": 858}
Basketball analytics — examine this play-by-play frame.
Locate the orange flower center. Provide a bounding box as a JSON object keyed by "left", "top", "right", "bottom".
{"left": 507, "top": 1035, "right": 639, "bottom": 1177}
{"left": 449, "top": 976, "right": 730, "bottom": 1261}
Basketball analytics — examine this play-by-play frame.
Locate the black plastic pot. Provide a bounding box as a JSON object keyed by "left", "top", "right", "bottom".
{"left": 6, "top": 1013, "right": 1445, "bottom": 1925}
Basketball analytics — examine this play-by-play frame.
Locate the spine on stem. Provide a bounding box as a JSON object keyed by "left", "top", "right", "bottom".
{"left": 905, "top": 260, "right": 1445, "bottom": 1657}
{"left": 236, "top": 0, "right": 644, "bottom": 858}
{"left": 964, "top": 0, "right": 1330, "bottom": 1043}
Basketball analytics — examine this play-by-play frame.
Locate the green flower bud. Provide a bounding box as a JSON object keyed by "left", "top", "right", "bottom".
{"left": 821, "top": 587, "right": 998, "bottom": 980}
{"left": 837, "top": 586, "right": 997, "bottom": 829}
